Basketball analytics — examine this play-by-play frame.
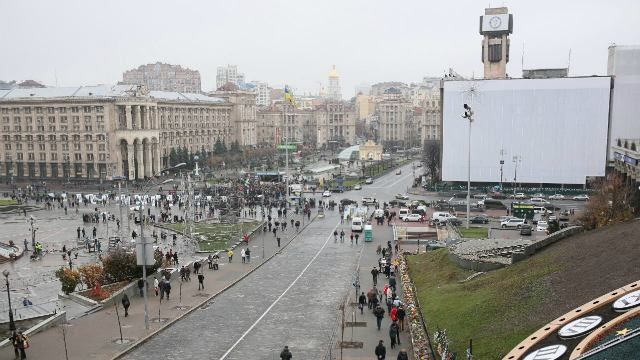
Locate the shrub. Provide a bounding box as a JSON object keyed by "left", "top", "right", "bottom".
{"left": 55, "top": 268, "right": 81, "bottom": 294}
{"left": 78, "top": 264, "right": 105, "bottom": 289}
{"left": 580, "top": 174, "right": 635, "bottom": 230}
{"left": 102, "top": 248, "right": 164, "bottom": 283}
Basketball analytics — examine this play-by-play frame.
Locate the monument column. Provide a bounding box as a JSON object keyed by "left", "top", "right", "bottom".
{"left": 143, "top": 142, "right": 152, "bottom": 178}
{"left": 153, "top": 143, "right": 161, "bottom": 175}
{"left": 134, "top": 106, "right": 142, "bottom": 129}
{"left": 136, "top": 143, "right": 144, "bottom": 179}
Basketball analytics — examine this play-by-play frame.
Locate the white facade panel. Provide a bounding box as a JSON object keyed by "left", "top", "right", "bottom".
{"left": 442, "top": 77, "right": 611, "bottom": 185}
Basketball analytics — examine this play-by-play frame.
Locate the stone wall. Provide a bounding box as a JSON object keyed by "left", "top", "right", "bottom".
{"left": 511, "top": 226, "right": 583, "bottom": 263}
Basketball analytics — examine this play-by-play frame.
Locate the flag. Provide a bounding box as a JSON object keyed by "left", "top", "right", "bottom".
{"left": 284, "top": 85, "right": 296, "bottom": 106}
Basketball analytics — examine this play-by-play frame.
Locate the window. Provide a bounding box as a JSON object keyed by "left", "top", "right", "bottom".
{"left": 71, "top": 107, "right": 79, "bottom": 113}
{"left": 99, "top": 153, "right": 106, "bottom": 161}
{"left": 38, "top": 144, "right": 45, "bottom": 151}
{"left": 48, "top": 116, "right": 56, "bottom": 123}
{"left": 17, "top": 153, "right": 23, "bottom": 160}
{"left": 85, "top": 135, "right": 92, "bottom": 141}
{"left": 59, "top": 107, "right": 66, "bottom": 113}
{"left": 35, "top": 107, "right": 42, "bottom": 114}
{"left": 84, "top": 116, "right": 91, "bottom": 124}
{"left": 73, "top": 116, "right": 79, "bottom": 123}
{"left": 83, "top": 106, "right": 91, "bottom": 113}
{"left": 85, "top": 144, "right": 93, "bottom": 151}
{"left": 60, "top": 116, "right": 67, "bottom": 123}
{"left": 48, "top": 126, "right": 56, "bottom": 132}
{"left": 13, "top": 117, "right": 21, "bottom": 124}
{"left": 51, "top": 153, "right": 57, "bottom": 160}
{"left": 4, "top": 144, "right": 10, "bottom": 150}
{"left": 73, "top": 135, "right": 80, "bottom": 142}
{"left": 26, "top": 117, "right": 32, "bottom": 123}
{"left": 47, "top": 107, "right": 54, "bottom": 114}
{"left": 85, "top": 125, "right": 92, "bottom": 131}
{"left": 39, "top": 153, "right": 46, "bottom": 161}
{"left": 74, "top": 144, "right": 81, "bottom": 151}
{"left": 87, "top": 154, "right": 94, "bottom": 161}
{"left": 48, "top": 135, "right": 56, "bottom": 141}
{"left": 50, "top": 144, "right": 57, "bottom": 151}
{"left": 60, "top": 125, "right": 68, "bottom": 131}
{"left": 62, "top": 144, "right": 69, "bottom": 151}
{"left": 74, "top": 153, "right": 82, "bottom": 161}
{"left": 27, "top": 143, "right": 34, "bottom": 150}
{"left": 96, "top": 106, "right": 104, "bottom": 113}
{"left": 98, "top": 144, "right": 105, "bottom": 151}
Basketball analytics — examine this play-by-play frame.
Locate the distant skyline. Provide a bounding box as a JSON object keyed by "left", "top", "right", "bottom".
{"left": 2, "top": 0, "right": 639, "bottom": 98}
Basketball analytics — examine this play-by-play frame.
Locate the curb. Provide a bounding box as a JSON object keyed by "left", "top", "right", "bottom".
{"left": 111, "top": 213, "right": 318, "bottom": 359}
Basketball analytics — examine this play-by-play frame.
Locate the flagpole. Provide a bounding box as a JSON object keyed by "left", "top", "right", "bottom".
{"left": 284, "top": 96, "right": 289, "bottom": 201}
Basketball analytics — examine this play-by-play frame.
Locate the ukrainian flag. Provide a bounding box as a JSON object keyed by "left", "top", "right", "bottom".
{"left": 284, "top": 85, "right": 296, "bottom": 106}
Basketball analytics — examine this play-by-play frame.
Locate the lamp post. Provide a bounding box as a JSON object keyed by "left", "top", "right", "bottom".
{"left": 28, "top": 216, "right": 37, "bottom": 249}
{"left": 3, "top": 270, "right": 16, "bottom": 332}
{"left": 462, "top": 104, "right": 474, "bottom": 229}
{"left": 512, "top": 156, "right": 521, "bottom": 199}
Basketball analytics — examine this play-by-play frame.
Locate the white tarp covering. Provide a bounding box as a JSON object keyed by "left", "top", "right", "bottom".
{"left": 442, "top": 77, "right": 611, "bottom": 185}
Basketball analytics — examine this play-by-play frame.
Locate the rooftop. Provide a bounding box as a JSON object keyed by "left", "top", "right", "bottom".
{"left": 0, "top": 84, "right": 224, "bottom": 103}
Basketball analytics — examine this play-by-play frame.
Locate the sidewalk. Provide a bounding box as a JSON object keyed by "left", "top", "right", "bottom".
{"left": 335, "top": 220, "right": 414, "bottom": 360}
{"left": 6, "top": 212, "right": 309, "bottom": 360}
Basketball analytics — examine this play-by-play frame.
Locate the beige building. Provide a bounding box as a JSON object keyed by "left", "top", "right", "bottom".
{"left": 121, "top": 62, "right": 202, "bottom": 93}
{"left": 0, "top": 84, "right": 262, "bottom": 181}
{"left": 256, "top": 103, "right": 309, "bottom": 147}
{"left": 209, "top": 86, "right": 257, "bottom": 147}
{"left": 358, "top": 140, "right": 383, "bottom": 161}
{"left": 314, "top": 101, "right": 356, "bottom": 149}
{"left": 374, "top": 87, "right": 413, "bottom": 148}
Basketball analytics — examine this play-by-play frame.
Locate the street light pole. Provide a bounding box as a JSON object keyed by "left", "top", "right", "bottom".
{"left": 462, "top": 104, "right": 474, "bottom": 229}
{"left": 3, "top": 270, "right": 16, "bottom": 332}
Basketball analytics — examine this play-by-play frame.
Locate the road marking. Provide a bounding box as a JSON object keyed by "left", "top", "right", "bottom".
{"left": 218, "top": 220, "right": 340, "bottom": 360}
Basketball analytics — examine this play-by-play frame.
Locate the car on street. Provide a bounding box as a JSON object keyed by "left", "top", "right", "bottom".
{"left": 532, "top": 193, "right": 546, "bottom": 199}
{"left": 353, "top": 184, "right": 362, "bottom": 190}
{"left": 432, "top": 211, "right": 456, "bottom": 223}
{"left": 470, "top": 216, "right": 489, "bottom": 224}
{"left": 388, "top": 199, "right": 407, "bottom": 207}
{"left": 573, "top": 194, "right": 590, "bottom": 201}
{"left": 520, "top": 224, "right": 533, "bottom": 236}
{"left": 362, "top": 197, "right": 377, "bottom": 205}
{"left": 403, "top": 214, "right": 422, "bottom": 222}
{"left": 548, "top": 194, "right": 566, "bottom": 200}
{"left": 340, "top": 198, "right": 357, "bottom": 206}
{"left": 395, "top": 193, "right": 409, "bottom": 200}
{"left": 512, "top": 193, "right": 527, "bottom": 200}
{"left": 447, "top": 218, "right": 463, "bottom": 226}
{"left": 536, "top": 221, "right": 548, "bottom": 232}
{"left": 501, "top": 218, "right": 526, "bottom": 229}
{"left": 399, "top": 208, "right": 410, "bottom": 219}
{"left": 529, "top": 197, "right": 550, "bottom": 205}
{"left": 322, "top": 190, "right": 331, "bottom": 197}
{"left": 395, "top": 169, "right": 402, "bottom": 175}
{"left": 365, "top": 177, "right": 373, "bottom": 184}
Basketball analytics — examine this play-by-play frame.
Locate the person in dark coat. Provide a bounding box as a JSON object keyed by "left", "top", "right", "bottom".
{"left": 358, "top": 292, "right": 367, "bottom": 314}
{"left": 373, "top": 304, "right": 385, "bottom": 330}
{"left": 397, "top": 349, "right": 409, "bottom": 360}
{"left": 121, "top": 294, "right": 130, "bottom": 317}
{"left": 389, "top": 321, "right": 400, "bottom": 348}
{"left": 280, "top": 345, "right": 292, "bottom": 360}
{"left": 375, "top": 340, "right": 386, "bottom": 359}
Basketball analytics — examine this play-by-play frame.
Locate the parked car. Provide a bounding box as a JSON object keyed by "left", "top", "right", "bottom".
{"left": 322, "top": 190, "right": 331, "bottom": 197}
{"left": 399, "top": 208, "right": 411, "bottom": 219}
{"left": 529, "top": 198, "right": 550, "bottom": 205}
{"left": 470, "top": 216, "right": 489, "bottom": 224}
{"left": 520, "top": 224, "right": 533, "bottom": 236}
{"left": 573, "top": 194, "right": 590, "bottom": 201}
{"left": 353, "top": 184, "right": 362, "bottom": 190}
{"left": 531, "top": 193, "right": 546, "bottom": 199}
{"left": 511, "top": 193, "right": 527, "bottom": 199}
{"left": 395, "top": 169, "right": 402, "bottom": 175}
{"left": 403, "top": 214, "right": 422, "bottom": 222}
{"left": 501, "top": 218, "right": 526, "bottom": 229}
{"left": 388, "top": 199, "right": 407, "bottom": 207}
{"left": 536, "top": 221, "right": 548, "bottom": 232}
{"left": 548, "top": 194, "right": 566, "bottom": 200}
{"left": 365, "top": 177, "right": 373, "bottom": 184}
{"left": 432, "top": 212, "right": 456, "bottom": 223}
{"left": 395, "top": 193, "right": 409, "bottom": 200}
{"left": 447, "top": 218, "right": 463, "bottom": 226}
{"left": 340, "top": 198, "right": 357, "bottom": 206}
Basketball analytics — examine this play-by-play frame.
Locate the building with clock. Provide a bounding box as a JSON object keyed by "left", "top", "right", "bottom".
{"left": 479, "top": 7, "right": 513, "bottom": 79}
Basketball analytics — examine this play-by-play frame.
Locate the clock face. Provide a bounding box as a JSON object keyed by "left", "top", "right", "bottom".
{"left": 489, "top": 16, "right": 502, "bottom": 29}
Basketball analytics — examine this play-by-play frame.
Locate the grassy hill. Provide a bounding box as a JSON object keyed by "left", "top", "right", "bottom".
{"left": 407, "top": 219, "right": 640, "bottom": 358}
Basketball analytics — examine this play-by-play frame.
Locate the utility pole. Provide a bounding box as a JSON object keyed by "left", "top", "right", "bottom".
{"left": 512, "top": 155, "right": 521, "bottom": 198}
{"left": 499, "top": 148, "right": 505, "bottom": 191}
{"left": 462, "top": 103, "right": 474, "bottom": 229}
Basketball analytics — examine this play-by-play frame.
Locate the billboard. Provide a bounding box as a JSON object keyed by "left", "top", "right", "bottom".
{"left": 442, "top": 77, "right": 611, "bottom": 185}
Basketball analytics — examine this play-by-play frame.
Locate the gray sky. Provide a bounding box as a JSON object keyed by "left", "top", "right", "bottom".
{"left": 2, "top": 0, "right": 639, "bottom": 97}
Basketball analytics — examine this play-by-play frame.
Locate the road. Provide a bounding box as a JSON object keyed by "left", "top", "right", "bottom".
{"left": 123, "top": 163, "right": 417, "bottom": 359}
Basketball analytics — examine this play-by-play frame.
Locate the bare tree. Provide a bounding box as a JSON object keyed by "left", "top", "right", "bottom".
{"left": 580, "top": 173, "right": 636, "bottom": 229}
{"left": 423, "top": 140, "right": 441, "bottom": 183}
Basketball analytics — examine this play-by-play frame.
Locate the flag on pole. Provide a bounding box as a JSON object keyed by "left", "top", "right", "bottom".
{"left": 284, "top": 85, "right": 296, "bottom": 106}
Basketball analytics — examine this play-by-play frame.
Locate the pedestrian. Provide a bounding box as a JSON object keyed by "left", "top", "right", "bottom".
{"left": 227, "top": 249, "right": 234, "bottom": 262}
{"left": 375, "top": 340, "right": 386, "bottom": 360}
{"left": 23, "top": 239, "right": 28, "bottom": 252}
{"left": 241, "top": 248, "right": 246, "bottom": 264}
{"left": 371, "top": 267, "right": 379, "bottom": 286}
{"left": 373, "top": 304, "right": 385, "bottom": 330}
{"left": 350, "top": 233, "right": 354, "bottom": 243}
{"left": 137, "top": 278, "right": 144, "bottom": 297}
{"left": 11, "top": 331, "right": 28, "bottom": 360}
{"left": 358, "top": 292, "right": 367, "bottom": 314}
{"left": 213, "top": 254, "right": 219, "bottom": 270}
{"left": 245, "top": 247, "right": 251, "bottom": 263}
{"left": 397, "top": 349, "right": 409, "bottom": 360}
{"left": 277, "top": 237, "right": 281, "bottom": 247}
{"left": 355, "top": 233, "right": 359, "bottom": 244}
{"left": 180, "top": 266, "right": 187, "bottom": 281}
{"left": 273, "top": 227, "right": 277, "bottom": 237}
{"left": 164, "top": 280, "right": 171, "bottom": 300}
{"left": 77, "top": 227, "right": 81, "bottom": 239}
{"left": 392, "top": 320, "right": 401, "bottom": 345}
{"left": 154, "top": 277, "right": 159, "bottom": 296}
{"left": 280, "top": 345, "right": 292, "bottom": 360}
{"left": 173, "top": 252, "right": 179, "bottom": 265}
{"left": 121, "top": 294, "right": 130, "bottom": 317}
{"left": 198, "top": 273, "right": 205, "bottom": 290}
{"left": 389, "top": 320, "right": 398, "bottom": 349}
{"left": 397, "top": 305, "right": 406, "bottom": 331}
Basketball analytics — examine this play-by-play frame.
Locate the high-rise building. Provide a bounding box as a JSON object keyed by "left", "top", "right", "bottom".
{"left": 251, "top": 81, "right": 271, "bottom": 107}
{"left": 121, "top": 62, "right": 202, "bottom": 93}
{"left": 327, "top": 65, "right": 342, "bottom": 100}
{"left": 480, "top": 7, "right": 513, "bottom": 79}
{"left": 216, "top": 65, "right": 245, "bottom": 89}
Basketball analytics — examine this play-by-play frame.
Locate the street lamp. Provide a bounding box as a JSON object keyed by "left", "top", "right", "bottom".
{"left": 3, "top": 270, "right": 16, "bottom": 332}
{"left": 462, "top": 104, "right": 474, "bottom": 229}
{"left": 28, "top": 215, "right": 37, "bottom": 249}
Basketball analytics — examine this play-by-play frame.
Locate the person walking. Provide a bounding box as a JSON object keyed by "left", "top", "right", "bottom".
{"left": 241, "top": 248, "right": 246, "bottom": 264}
{"left": 137, "top": 278, "right": 144, "bottom": 297}
{"left": 397, "top": 349, "right": 409, "bottom": 360}
{"left": 358, "top": 291, "right": 367, "bottom": 314}
{"left": 212, "top": 254, "right": 219, "bottom": 270}
{"left": 277, "top": 237, "right": 281, "bottom": 247}
{"left": 280, "top": 345, "right": 292, "bottom": 360}
{"left": 198, "top": 273, "right": 205, "bottom": 290}
{"left": 121, "top": 294, "right": 130, "bottom": 317}
{"left": 350, "top": 233, "right": 354, "bottom": 244}
{"left": 154, "top": 277, "right": 159, "bottom": 297}
{"left": 371, "top": 267, "right": 379, "bottom": 286}
{"left": 390, "top": 320, "right": 400, "bottom": 347}
{"left": 397, "top": 305, "right": 406, "bottom": 331}
{"left": 355, "top": 233, "right": 359, "bottom": 244}
{"left": 373, "top": 304, "right": 385, "bottom": 330}
{"left": 227, "top": 249, "right": 234, "bottom": 263}
{"left": 11, "top": 331, "right": 28, "bottom": 359}
{"left": 245, "top": 247, "right": 251, "bottom": 263}
{"left": 164, "top": 280, "right": 171, "bottom": 300}
{"left": 375, "top": 340, "right": 386, "bottom": 360}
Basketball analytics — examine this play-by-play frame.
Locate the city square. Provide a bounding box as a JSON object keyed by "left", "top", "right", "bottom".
{"left": 1, "top": 1, "right": 640, "bottom": 360}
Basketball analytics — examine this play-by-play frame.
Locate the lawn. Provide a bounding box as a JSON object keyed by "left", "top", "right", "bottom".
{"left": 406, "top": 249, "right": 559, "bottom": 358}
{"left": 457, "top": 226, "right": 489, "bottom": 239}
{"left": 166, "top": 220, "right": 261, "bottom": 252}
{"left": 0, "top": 199, "right": 18, "bottom": 206}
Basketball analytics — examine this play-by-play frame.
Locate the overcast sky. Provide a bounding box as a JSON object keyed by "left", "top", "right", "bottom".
{"left": 2, "top": 0, "right": 639, "bottom": 97}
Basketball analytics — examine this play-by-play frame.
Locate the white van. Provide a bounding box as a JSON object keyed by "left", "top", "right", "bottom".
{"left": 533, "top": 206, "right": 547, "bottom": 214}
{"left": 351, "top": 217, "right": 364, "bottom": 232}
{"left": 431, "top": 212, "right": 456, "bottom": 222}
{"left": 398, "top": 208, "right": 410, "bottom": 219}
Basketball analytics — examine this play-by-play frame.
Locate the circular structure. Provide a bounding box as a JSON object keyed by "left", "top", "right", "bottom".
{"left": 558, "top": 315, "right": 603, "bottom": 339}
{"left": 613, "top": 290, "right": 640, "bottom": 312}
{"left": 523, "top": 345, "right": 567, "bottom": 360}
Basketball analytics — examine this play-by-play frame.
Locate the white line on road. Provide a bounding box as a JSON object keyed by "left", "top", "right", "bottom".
{"left": 218, "top": 220, "right": 340, "bottom": 360}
